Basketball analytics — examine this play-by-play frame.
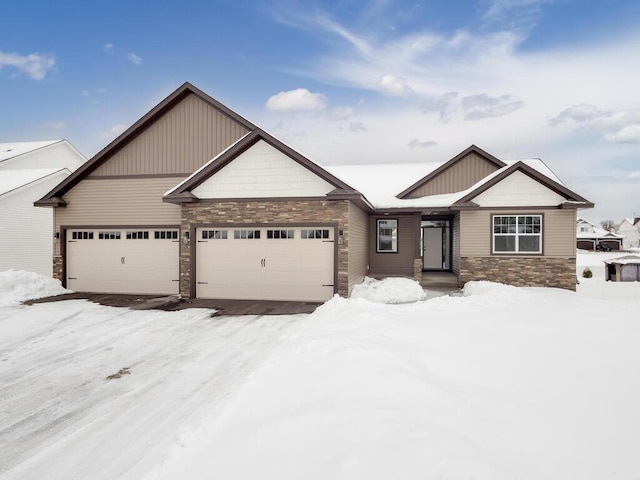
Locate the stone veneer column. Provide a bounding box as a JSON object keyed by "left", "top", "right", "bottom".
{"left": 413, "top": 258, "right": 422, "bottom": 282}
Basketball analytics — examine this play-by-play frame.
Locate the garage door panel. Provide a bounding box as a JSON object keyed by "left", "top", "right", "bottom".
{"left": 196, "top": 226, "right": 334, "bottom": 302}
{"left": 66, "top": 229, "right": 179, "bottom": 295}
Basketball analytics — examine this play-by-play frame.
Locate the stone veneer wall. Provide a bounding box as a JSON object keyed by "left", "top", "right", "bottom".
{"left": 180, "top": 199, "right": 350, "bottom": 298}
{"left": 460, "top": 256, "right": 576, "bottom": 290}
{"left": 52, "top": 255, "right": 63, "bottom": 283}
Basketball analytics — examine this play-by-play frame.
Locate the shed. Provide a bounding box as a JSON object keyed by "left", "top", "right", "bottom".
{"left": 604, "top": 255, "right": 640, "bottom": 282}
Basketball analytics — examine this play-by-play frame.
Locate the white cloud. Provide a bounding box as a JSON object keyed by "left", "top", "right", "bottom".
{"left": 626, "top": 171, "right": 640, "bottom": 179}
{"left": 548, "top": 104, "right": 612, "bottom": 127}
{"left": 102, "top": 124, "right": 128, "bottom": 139}
{"left": 377, "top": 74, "right": 412, "bottom": 96}
{"left": 126, "top": 53, "right": 142, "bottom": 65}
{"left": 408, "top": 138, "right": 437, "bottom": 149}
{"left": 421, "top": 92, "right": 459, "bottom": 123}
{"left": 327, "top": 106, "right": 353, "bottom": 121}
{"left": 104, "top": 43, "right": 114, "bottom": 54}
{"left": 462, "top": 93, "right": 525, "bottom": 120}
{"left": 266, "top": 88, "right": 326, "bottom": 112}
{"left": 605, "top": 125, "right": 640, "bottom": 144}
{"left": 349, "top": 122, "right": 368, "bottom": 132}
{"left": 0, "top": 51, "right": 55, "bottom": 80}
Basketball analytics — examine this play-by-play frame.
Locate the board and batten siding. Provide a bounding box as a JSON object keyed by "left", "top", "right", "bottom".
{"left": 460, "top": 209, "right": 577, "bottom": 257}
{"left": 368, "top": 215, "right": 415, "bottom": 277}
{"left": 54, "top": 177, "right": 182, "bottom": 255}
{"left": 347, "top": 203, "right": 369, "bottom": 292}
{"left": 89, "top": 93, "right": 250, "bottom": 177}
{"left": 1, "top": 171, "right": 70, "bottom": 276}
{"left": 405, "top": 153, "right": 501, "bottom": 198}
{"left": 192, "top": 140, "right": 334, "bottom": 199}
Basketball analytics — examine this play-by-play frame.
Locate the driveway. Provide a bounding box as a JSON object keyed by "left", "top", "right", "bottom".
{"left": 0, "top": 300, "right": 306, "bottom": 479}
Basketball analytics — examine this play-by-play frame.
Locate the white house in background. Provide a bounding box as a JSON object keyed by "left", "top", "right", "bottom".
{"left": 617, "top": 217, "right": 640, "bottom": 250}
{"left": 576, "top": 218, "right": 624, "bottom": 251}
{"left": 0, "top": 141, "right": 86, "bottom": 276}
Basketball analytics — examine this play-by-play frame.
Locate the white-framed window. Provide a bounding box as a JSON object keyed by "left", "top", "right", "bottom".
{"left": 71, "top": 231, "right": 93, "bottom": 240}
{"left": 98, "top": 231, "right": 121, "bottom": 240}
{"left": 201, "top": 230, "right": 227, "bottom": 240}
{"left": 234, "top": 229, "right": 261, "bottom": 239}
{"left": 267, "top": 229, "right": 294, "bottom": 239}
{"left": 126, "top": 231, "right": 149, "bottom": 240}
{"left": 493, "top": 215, "right": 542, "bottom": 253}
{"left": 155, "top": 230, "right": 179, "bottom": 240}
{"left": 377, "top": 219, "right": 398, "bottom": 253}
{"left": 301, "top": 229, "right": 330, "bottom": 239}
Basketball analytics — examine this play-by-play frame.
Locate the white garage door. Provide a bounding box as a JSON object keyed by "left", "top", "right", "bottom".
{"left": 66, "top": 229, "right": 180, "bottom": 295}
{"left": 196, "top": 226, "right": 335, "bottom": 302}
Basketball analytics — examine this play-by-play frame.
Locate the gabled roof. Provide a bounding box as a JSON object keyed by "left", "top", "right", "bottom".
{"left": 164, "top": 128, "right": 356, "bottom": 203}
{"left": 397, "top": 145, "right": 506, "bottom": 199}
{"left": 452, "top": 161, "right": 594, "bottom": 209}
{"left": 0, "top": 168, "right": 70, "bottom": 198}
{"left": 0, "top": 141, "right": 61, "bottom": 163}
{"left": 35, "top": 82, "right": 256, "bottom": 206}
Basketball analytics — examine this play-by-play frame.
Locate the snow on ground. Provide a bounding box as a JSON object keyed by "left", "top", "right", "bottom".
{"left": 576, "top": 250, "right": 640, "bottom": 299}
{"left": 0, "top": 270, "right": 70, "bottom": 306}
{"left": 1, "top": 267, "right": 640, "bottom": 479}
{"left": 350, "top": 276, "right": 427, "bottom": 303}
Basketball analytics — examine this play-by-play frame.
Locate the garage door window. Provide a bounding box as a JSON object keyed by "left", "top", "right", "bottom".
{"left": 126, "top": 231, "right": 149, "bottom": 239}
{"left": 201, "top": 230, "right": 227, "bottom": 240}
{"left": 99, "top": 231, "right": 121, "bottom": 240}
{"left": 155, "top": 230, "right": 179, "bottom": 240}
{"left": 267, "top": 229, "right": 294, "bottom": 239}
{"left": 234, "top": 230, "right": 260, "bottom": 239}
{"left": 301, "top": 229, "right": 330, "bottom": 239}
{"left": 71, "top": 231, "right": 93, "bottom": 240}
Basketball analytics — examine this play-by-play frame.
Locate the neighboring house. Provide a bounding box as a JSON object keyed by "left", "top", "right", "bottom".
{"left": 617, "top": 217, "right": 640, "bottom": 249}
{"left": 36, "top": 83, "right": 593, "bottom": 300}
{"left": 576, "top": 218, "right": 623, "bottom": 251}
{"left": 0, "top": 141, "right": 86, "bottom": 276}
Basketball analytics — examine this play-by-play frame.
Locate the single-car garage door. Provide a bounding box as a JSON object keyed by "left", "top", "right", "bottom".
{"left": 196, "top": 226, "right": 335, "bottom": 302}
{"left": 66, "top": 228, "right": 180, "bottom": 295}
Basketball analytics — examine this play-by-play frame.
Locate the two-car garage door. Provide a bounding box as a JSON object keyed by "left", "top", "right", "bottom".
{"left": 66, "top": 228, "right": 180, "bottom": 295}
{"left": 196, "top": 226, "right": 335, "bottom": 302}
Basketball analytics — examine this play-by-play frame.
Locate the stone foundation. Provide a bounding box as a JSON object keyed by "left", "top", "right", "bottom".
{"left": 180, "top": 199, "right": 350, "bottom": 298}
{"left": 53, "top": 256, "right": 63, "bottom": 282}
{"left": 413, "top": 258, "right": 422, "bottom": 282}
{"left": 460, "top": 256, "right": 577, "bottom": 290}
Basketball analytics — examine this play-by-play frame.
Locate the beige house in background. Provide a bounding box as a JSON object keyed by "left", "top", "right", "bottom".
{"left": 36, "top": 82, "right": 593, "bottom": 301}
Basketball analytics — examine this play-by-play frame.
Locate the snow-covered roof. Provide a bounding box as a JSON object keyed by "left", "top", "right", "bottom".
{"left": 604, "top": 255, "right": 640, "bottom": 265}
{"left": 0, "top": 141, "right": 61, "bottom": 163}
{"left": 326, "top": 158, "right": 564, "bottom": 209}
{"left": 0, "top": 168, "right": 69, "bottom": 197}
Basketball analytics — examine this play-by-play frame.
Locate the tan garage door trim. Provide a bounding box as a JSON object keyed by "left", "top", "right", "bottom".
{"left": 61, "top": 224, "right": 181, "bottom": 291}
{"left": 190, "top": 222, "right": 339, "bottom": 300}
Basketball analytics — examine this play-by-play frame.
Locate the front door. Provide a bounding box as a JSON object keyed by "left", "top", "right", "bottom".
{"left": 421, "top": 220, "right": 451, "bottom": 270}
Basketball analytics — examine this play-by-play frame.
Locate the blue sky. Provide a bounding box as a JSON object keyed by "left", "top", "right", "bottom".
{"left": 1, "top": 0, "right": 639, "bottom": 221}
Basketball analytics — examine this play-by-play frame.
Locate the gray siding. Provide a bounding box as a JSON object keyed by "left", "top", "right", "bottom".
{"left": 460, "top": 208, "right": 577, "bottom": 257}
{"left": 347, "top": 202, "right": 369, "bottom": 292}
{"left": 369, "top": 215, "right": 415, "bottom": 277}
{"left": 54, "top": 177, "right": 182, "bottom": 255}
{"left": 406, "top": 153, "right": 501, "bottom": 198}
{"left": 89, "top": 93, "right": 250, "bottom": 177}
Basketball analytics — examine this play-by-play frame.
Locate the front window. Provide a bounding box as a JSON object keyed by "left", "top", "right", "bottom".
{"left": 493, "top": 215, "right": 542, "bottom": 253}
{"left": 377, "top": 219, "right": 398, "bottom": 253}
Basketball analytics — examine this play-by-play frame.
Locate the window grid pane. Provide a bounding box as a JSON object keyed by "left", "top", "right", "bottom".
{"left": 493, "top": 215, "right": 542, "bottom": 253}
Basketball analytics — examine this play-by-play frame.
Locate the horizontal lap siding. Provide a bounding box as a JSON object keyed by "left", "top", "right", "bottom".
{"left": 348, "top": 203, "right": 369, "bottom": 293}
{"left": 368, "top": 215, "right": 415, "bottom": 277}
{"left": 89, "top": 94, "right": 250, "bottom": 176}
{"left": 54, "top": 177, "right": 182, "bottom": 255}
{"left": 460, "top": 209, "right": 576, "bottom": 257}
